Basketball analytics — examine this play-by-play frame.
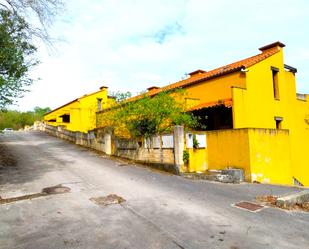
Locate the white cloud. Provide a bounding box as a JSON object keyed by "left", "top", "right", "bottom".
{"left": 14, "top": 0, "right": 309, "bottom": 111}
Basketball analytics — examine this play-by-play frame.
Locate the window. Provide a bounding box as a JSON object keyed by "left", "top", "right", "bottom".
{"left": 271, "top": 67, "right": 279, "bottom": 99}
{"left": 62, "top": 114, "right": 70, "bottom": 123}
{"left": 275, "top": 116, "right": 283, "bottom": 129}
{"left": 97, "top": 98, "right": 102, "bottom": 111}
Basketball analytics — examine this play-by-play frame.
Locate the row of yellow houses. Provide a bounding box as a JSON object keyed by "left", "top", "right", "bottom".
{"left": 44, "top": 41, "right": 309, "bottom": 187}
{"left": 44, "top": 86, "right": 114, "bottom": 133}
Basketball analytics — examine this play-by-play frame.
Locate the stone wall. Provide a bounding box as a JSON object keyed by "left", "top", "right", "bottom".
{"left": 43, "top": 124, "right": 179, "bottom": 173}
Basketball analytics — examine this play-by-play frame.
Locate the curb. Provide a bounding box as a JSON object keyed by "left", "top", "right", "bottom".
{"left": 276, "top": 190, "right": 309, "bottom": 208}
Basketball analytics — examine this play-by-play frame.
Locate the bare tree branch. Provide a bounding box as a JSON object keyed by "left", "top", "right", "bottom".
{"left": 0, "top": 0, "right": 64, "bottom": 44}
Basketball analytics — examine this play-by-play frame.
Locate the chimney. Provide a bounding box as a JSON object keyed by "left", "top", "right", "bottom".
{"left": 100, "top": 86, "right": 108, "bottom": 90}
{"left": 188, "top": 69, "right": 206, "bottom": 78}
{"left": 259, "top": 41, "right": 285, "bottom": 52}
{"left": 147, "top": 86, "right": 160, "bottom": 92}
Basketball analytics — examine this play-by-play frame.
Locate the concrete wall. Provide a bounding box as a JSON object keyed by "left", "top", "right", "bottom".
{"left": 290, "top": 97, "right": 309, "bottom": 186}
{"left": 248, "top": 128, "right": 292, "bottom": 185}
{"left": 113, "top": 134, "right": 176, "bottom": 173}
{"left": 44, "top": 125, "right": 178, "bottom": 173}
{"left": 187, "top": 148, "right": 208, "bottom": 173}
{"left": 206, "top": 128, "right": 292, "bottom": 184}
{"left": 206, "top": 129, "right": 251, "bottom": 180}
{"left": 45, "top": 124, "right": 293, "bottom": 185}
{"left": 184, "top": 131, "right": 208, "bottom": 173}
{"left": 45, "top": 125, "right": 108, "bottom": 153}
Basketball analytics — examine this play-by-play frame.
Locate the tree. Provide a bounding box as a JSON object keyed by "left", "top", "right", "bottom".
{"left": 98, "top": 90, "right": 198, "bottom": 138}
{"left": 0, "top": 106, "right": 50, "bottom": 130}
{"left": 0, "top": 9, "right": 37, "bottom": 108}
{"left": 0, "top": 0, "right": 64, "bottom": 108}
{"left": 109, "top": 91, "right": 132, "bottom": 103}
{"left": 0, "top": 0, "right": 64, "bottom": 43}
{"left": 33, "top": 106, "right": 51, "bottom": 116}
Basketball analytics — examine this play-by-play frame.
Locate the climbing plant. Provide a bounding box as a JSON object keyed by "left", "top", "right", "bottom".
{"left": 192, "top": 134, "right": 199, "bottom": 149}
{"left": 183, "top": 150, "right": 190, "bottom": 165}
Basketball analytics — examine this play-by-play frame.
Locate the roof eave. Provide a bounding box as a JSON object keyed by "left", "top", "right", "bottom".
{"left": 44, "top": 98, "right": 78, "bottom": 116}
{"left": 181, "top": 66, "right": 245, "bottom": 89}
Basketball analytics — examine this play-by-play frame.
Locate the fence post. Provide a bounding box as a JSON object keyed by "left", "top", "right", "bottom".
{"left": 75, "top": 132, "right": 81, "bottom": 145}
{"left": 104, "top": 132, "right": 112, "bottom": 155}
{"left": 173, "top": 125, "right": 184, "bottom": 174}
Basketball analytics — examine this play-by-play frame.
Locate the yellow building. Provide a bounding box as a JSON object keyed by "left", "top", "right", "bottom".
{"left": 44, "top": 86, "right": 114, "bottom": 133}
{"left": 184, "top": 42, "right": 309, "bottom": 186}
{"left": 46, "top": 42, "right": 309, "bottom": 187}
{"left": 97, "top": 41, "right": 308, "bottom": 186}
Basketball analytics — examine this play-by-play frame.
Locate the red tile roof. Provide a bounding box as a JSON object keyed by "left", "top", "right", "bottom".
{"left": 125, "top": 43, "right": 281, "bottom": 103}
{"left": 189, "top": 98, "right": 233, "bottom": 111}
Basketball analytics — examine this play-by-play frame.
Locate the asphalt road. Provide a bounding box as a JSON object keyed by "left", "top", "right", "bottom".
{"left": 0, "top": 131, "right": 308, "bottom": 249}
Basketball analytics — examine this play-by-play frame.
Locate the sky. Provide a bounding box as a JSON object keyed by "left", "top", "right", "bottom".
{"left": 14, "top": 0, "right": 309, "bottom": 111}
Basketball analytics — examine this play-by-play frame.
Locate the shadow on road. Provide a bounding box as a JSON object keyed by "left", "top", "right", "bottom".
{"left": 0, "top": 133, "right": 73, "bottom": 187}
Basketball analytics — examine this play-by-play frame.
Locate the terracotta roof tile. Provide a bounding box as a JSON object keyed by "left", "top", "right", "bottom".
{"left": 189, "top": 98, "right": 233, "bottom": 111}
{"left": 125, "top": 46, "right": 280, "bottom": 103}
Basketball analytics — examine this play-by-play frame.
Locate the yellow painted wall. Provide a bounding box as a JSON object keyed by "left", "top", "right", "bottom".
{"left": 206, "top": 129, "right": 251, "bottom": 181}
{"left": 248, "top": 129, "right": 292, "bottom": 185}
{"left": 44, "top": 101, "right": 79, "bottom": 129}
{"left": 233, "top": 49, "right": 290, "bottom": 129}
{"left": 184, "top": 72, "right": 246, "bottom": 106}
{"left": 187, "top": 148, "right": 208, "bottom": 173}
{"left": 232, "top": 48, "right": 309, "bottom": 186}
{"left": 205, "top": 128, "right": 291, "bottom": 184}
{"left": 173, "top": 47, "right": 300, "bottom": 185}
{"left": 44, "top": 88, "right": 109, "bottom": 133}
{"left": 289, "top": 96, "right": 309, "bottom": 186}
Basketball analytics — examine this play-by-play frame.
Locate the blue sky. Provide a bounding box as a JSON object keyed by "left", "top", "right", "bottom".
{"left": 16, "top": 0, "right": 309, "bottom": 111}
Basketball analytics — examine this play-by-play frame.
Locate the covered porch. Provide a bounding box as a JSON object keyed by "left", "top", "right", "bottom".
{"left": 189, "top": 98, "right": 233, "bottom": 131}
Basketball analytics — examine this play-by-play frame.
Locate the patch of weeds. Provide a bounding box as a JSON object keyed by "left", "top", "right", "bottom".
{"left": 183, "top": 150, "right": 189, "bottom": 165}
